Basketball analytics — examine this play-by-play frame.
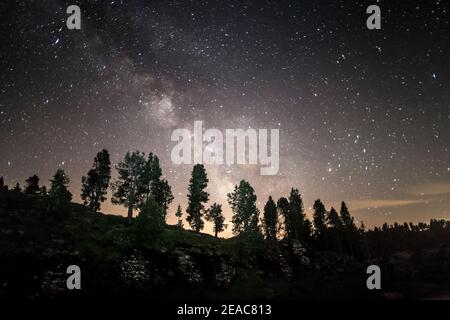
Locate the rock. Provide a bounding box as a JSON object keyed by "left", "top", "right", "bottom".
{"left": 176, "top": 252, "right": 203, "bottom": 284}
{"left": 214, "top": 260, "right": 236, "bottom": 288}
{"left": 119, "top": 252, "right": 151, "bottom": 289}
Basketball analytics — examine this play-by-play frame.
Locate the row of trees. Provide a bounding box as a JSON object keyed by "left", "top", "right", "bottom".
{"left": 1, "top": 149, "right": 361, "bottom": 248}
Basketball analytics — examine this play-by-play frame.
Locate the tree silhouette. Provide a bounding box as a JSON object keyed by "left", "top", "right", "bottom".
{"left": 327, "top": 207, "right": 343, "bottom": 253}
{"left": 175, "top": 204, "right": 184, "bottom": 229}
{"left": 277, "top": 197, "right": 290, "bottom": 239}
{"left": 140, "top": 153, "right": 174, "bottom": 219}
{"left": 206, "top": 203, "right": 227, "bottom": 237}
{"left": 81, "top": 149, "right": 111, "bottom": 212}
{"left": 25, "top": 175, "right": 40, "bottom": 195}
{"left": 13, "top": 182, "right": 21, "bottom": 193}
{"left": 227, "top": 180, "right": 261, "bottom": 238}
{"left": 135, "top": 196, "right": 165, "bottom": 242}
{"left": 48, "top": 169, "right": 72, "bottom": 210}
{"left": 111, "top": 151, "right": 146, "bottom": 223}
{"left": 288, "top": 188, "right": 311, "bottom": 242}
{"left": 152, "top": 178, "right": 174, "bottom": 221}
{"left": 263, "top": 196, "right": 278, "bottom": 240}
{"left": 340, "top": 201, "right": 358, "bottom": 255}
{"left": 186, "top": 164, "right": 209, "bottom": 232}
{"left": 313, "top": 199, "right": 328, "bottom": 248}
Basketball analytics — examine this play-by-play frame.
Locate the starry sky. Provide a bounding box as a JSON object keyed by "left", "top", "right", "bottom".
{"left": 1, "top": 0, "right": 449, "bottom": 237}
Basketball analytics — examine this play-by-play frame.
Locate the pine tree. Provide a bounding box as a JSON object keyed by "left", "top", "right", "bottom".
{"left": 339, "top": 201, "right": 359, "bottom": 255}
{"left": 186, "top": 164, "right": 209, "bottom": 232}
{"left": 25, "top": 175, "right": 40, "bottom": 194}
{"left": 152, "top": 178, "right": 174, "bottom": 221}
{"left": 327, "top": 207, "right": 343, "bottom": 253}
{"left": 277, "top": 197, "right": 290, "bottom": 239}
{"left": 227, "top": 180, "right": 261, "bottom": 238}
{"left": 340, "top": 201, "right": 356, "bottom": 230}
{"left": 140, "top": 153, "right": 161, "bottom": 202}
{"left": 81, "top": 149, "right": 111, "bottom": 212}
{"left": 313, "top": 199, "right": 328, "bottom": 247}
{"left": 140, "top": 153, "right": 174, "bottom": 219}
{"left": 288, "top": 188, "right": 311, "bottom": 242}
{"left": 111, "top": 151, "right": 146, "bottom": 222}
{"left": 206, "top": 203, "right": 227, "bottom": 237}
{"left": 48, "top": 169, "right": 72, "bottom": 210}
{"left": 328, "top": 207, "right": 343, "bottom": 229}
{"left": 263, "top": 196, "right": 278, "bottom": 240}
{"left": 175, "top": 204, "right": 184, "bottom": 229}
{"left": 134, "top": 196, "right": 165, "bottom": 242}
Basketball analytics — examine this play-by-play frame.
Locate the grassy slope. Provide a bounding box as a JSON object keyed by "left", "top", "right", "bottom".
{"left": 0, "top": 191, "right": 381, "bottom": 299}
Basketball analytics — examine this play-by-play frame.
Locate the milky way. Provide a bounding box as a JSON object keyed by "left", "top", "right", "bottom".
{"left": 1, "top": 0, "right": 449, "bottom": 237}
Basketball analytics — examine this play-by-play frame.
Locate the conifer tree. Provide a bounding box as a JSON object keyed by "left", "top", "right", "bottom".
{"left": 206, "top": 203, "right": 227, "bottom": 237}
{"left": 81, "top": 149, "right": 111, "bottom": 212}
{"left": 186, "top": 164, "right": 209, "bottom": 232}
{"left": 327, "top": 207, "right": 343, "bottom": 253}
{"left": 227, "top": 180, "right": 261, "bottom": 238}
{"left": 277, "top": 197, "right": 290, "bottom": 239}
{"left": 48, "top": 169, "right": 72, "bottom": 210}
{"left": 141, "top": 153, "right": 174, "bottom": 219}
{"left": 288, "top": 188, "right": 312, "bottom": 242}
{"left": 25, "top": 175, "right": 40, "bottom": 194}
{"left": 313, "top": 199, "right": 328, "bottom": 248}
{"left": 111, "top": 151, "right": 146, "bottom": 222}
{"left": 263, "top": 196, "right": 278, "bottom": 240}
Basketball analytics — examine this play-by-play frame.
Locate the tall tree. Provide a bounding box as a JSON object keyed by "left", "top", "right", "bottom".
{"left": 277, "top": 197, "right": 290, "bottom": 239}
{"left": 340, "top": 201, "right": 356, "bottom": 230}
{"left": 339, "top": 201, "right": 359, "bottom": 255}
{"left": 313, "top": 199, "right": 328, "bottom": 247}
{"left": 186, "top": 164, "right": 209, "bottom": 232}
{"left": 111, "top": 151, "right": 146, "bottom": 222}
{"left": 227, "top": 180, "right": 261, "bottom": 238}
{"left": 327, "top": 207, "right": 343, "bottom": 253}
{"left": 81, "top": 149, "right": 111, "bottom": 212}
{"left": 48, "top": 169, "right": 72, "bottom": 210}
{"left": 152, "top": 178, "right": 174, "bottom": 220}
{"left": 140, "top": 153, "right": 174, "bottom": 219}
{"left": 263, "top": 196, "right": 278, "bottom": 240}
{"left": 25, "top": 175, "right": 40, "bottom": 194}
{"left": 206, "top": 203, "right": 227, "bottom": 237}
{"left": 175, "top": 204, "right": 184, "bottom": 229}
{"left": 288, "top": 188, "right": 311, "bottom": 242}
{"left": 135, "top": 196, "right": 165, "bottom": 242}
{"left": 140, "top": 153, "right": 162, "bottom": 202}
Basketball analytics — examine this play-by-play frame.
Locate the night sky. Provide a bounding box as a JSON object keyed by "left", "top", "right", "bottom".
{"left": 1, "top": 0, "right": 449, "bottom": 237}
